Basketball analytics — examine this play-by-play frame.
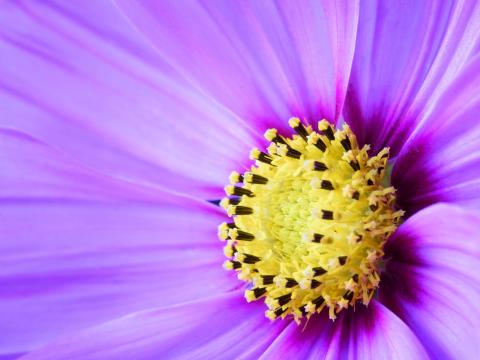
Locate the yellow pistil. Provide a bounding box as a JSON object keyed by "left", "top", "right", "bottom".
{"left": 219, "top": 118, "right": 403, "bottom": 322}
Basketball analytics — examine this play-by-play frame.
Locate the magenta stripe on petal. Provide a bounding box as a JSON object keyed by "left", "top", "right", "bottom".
{"left": 380, "top": 204, "right": 480, "bottom": 359}
{"left": 260, "top": 301, "right": 427, "bottom": 360}
{"left": 393, "top": 54, "right": 480, "bottom": 214}
{"left": 344, "top": 0, "right": 480, "bottom": 157}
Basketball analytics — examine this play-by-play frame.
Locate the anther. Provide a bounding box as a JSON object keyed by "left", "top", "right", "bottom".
{"left": 340, "top": 137, "right": 352, "bottom": 151}
{"left": 312, "top": 295, "right": 325, "bottom": 309}
{"left": 338, "top": 256, "right": 348, "bottom": 265}
{"left": 225, "top": 185, "right": 254, "bottom": 197}
{"left": 229, "top": 228, "right": 255, "bottom": 241}
{"left": 312, "top": 233, "right": 324, "bottom": 243}
{"left": 264, "top": 129, "right": 287, "bottom": 145}
{"left": 277, "top": 144, "right": 302, "bottom": 159}
{"left": 244, "top": 172, "right": 268, "bottom": 185}
{"left": 349, "top": 161, "right": 360, "bottom": 171}
{"left": 343, "top": 291, "right": 354, "bottom": 301}
{"left": 307, "top": 132, "right": 327, "bottom": 152}
{"left": 246, "top": 287, "right": 267, "bottom": 301}
{"left": 253, "top": 287, "right": 267, "bottom": 298}
{"left": 313, "top": 267, "right": 327, "bottom": 276}
{"left": 320, "top": 180, "right": 334, "bottom": 190}
{"left": 321, "top": 210, "right": 334, "bottom": 220}
{"left": 250, "top": 148, "right": 273, "bottom": 165}
{"left": 313, "top": 161, "right": 328, "bottom": 171}
{"left": 261, "top": 275, "right": 275, "bottom": 285}
{"left": 285, "top": 278, "right": 298, "bottom": 288}
{"left": 289, "top": 117, "right": 310, "bottom": 141}
{"left": 239, "top": 253, "right": 261, "bottom": 264}
{"left": 276, "top": 293, "right": 292, "bottom": 306}
{"left": 227, "top": 205, "right": 253, "bottom": 216}
{"left": 274, "top": 307, "right": 287, "bottom": 317}
{"left": 310, "top": 279, "right": 321, "bottom": 289}
{"left": 318, "top": 120, "right": 335, "bottom": 141}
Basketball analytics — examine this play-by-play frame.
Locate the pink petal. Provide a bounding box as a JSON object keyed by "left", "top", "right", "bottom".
{"left": 345, "top": 0, "right": 480, "bottom": 156}
{"left": 0, "top": 128, "right": 169, "bottom": 202}
{"left": 380, "top": 204, "right": 480, "bottom": 359}
{"left": 0, "top": 1, "right": 260, "bottom": 199}
{"left": 260, "top": 302, "right": 427, "bottom": 359}
{"left": 115, "top": 0, "right": 360, "bottom": 126}
{"left": 393, "top": 54, "right": 480, "bottom": 214}
{"left": 0, "top": 193, "right": 232, "bottom": 354}
{"left": 21, "top": 292, "right": 288, "bottom": 360}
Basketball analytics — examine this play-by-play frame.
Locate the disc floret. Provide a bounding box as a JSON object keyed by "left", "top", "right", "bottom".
{"left": 219, "top": 118, "right": 403, "bottom": 322}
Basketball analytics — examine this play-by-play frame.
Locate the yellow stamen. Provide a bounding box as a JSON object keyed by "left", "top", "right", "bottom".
{"left": 219, "top": 118, "right": 402, "bottom": 322}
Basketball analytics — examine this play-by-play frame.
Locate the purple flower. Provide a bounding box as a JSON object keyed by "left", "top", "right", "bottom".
{"left": 1, "top": 1, "right": 480, "bottom": 359}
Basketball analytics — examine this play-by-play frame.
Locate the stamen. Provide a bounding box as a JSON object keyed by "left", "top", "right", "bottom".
{"left": 220, "top": 119, "right": 402, "bottom": 322}
{"left": 250, "top": 148, "right": 273, "bottom": 165}
{"left": 307, "top": 132, "right": 327, "bottom": 152}
{"left": 285, "top": 278, "right": 298, "bottom": 288}
{"left": 312, "top": 233, "right": 324, "bottom": 243}
{"left": 318, "top": 120, "right": 335, "bottom": 141}
{"left": 229, "top": 171, "right": 243, "bottom": 184}
{"left": 225, "top": 185, "right": 254, "bottom": 197}
{"left": 264, "top": 129, "right": 287, "bottom": 145}
{"left": 261, "top": 275, "right": 275, "bottom": 285}
{"left": 288, "top": 117, "right": 311, "bottom": 141}
{"left": 312, "top": 161, "right": 328, "bottom": 171}
{"left": 321, "top": 210, "right": 334, "bottom": 220}
{"left": 229, "top": 228, "right": 255, "bottom": 241}
{"left": 244, "top": 172, "right": 268, "bottom": 185}
{"left": 320, "top": 180, "right": 334, "bottom": 191}
{"left": 227, "top": 205, "right": 253, "bottom": 216}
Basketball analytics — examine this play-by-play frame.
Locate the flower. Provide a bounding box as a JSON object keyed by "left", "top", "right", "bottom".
{"left": 1, "top": 1, "right": 480, "bottom": 359}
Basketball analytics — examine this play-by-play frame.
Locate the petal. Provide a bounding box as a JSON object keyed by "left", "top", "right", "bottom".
{"left": 260, "top": 311, "right": 336, "bottom": 359}
{"left": 380, "top": 204, "right": 480, "bottom": 359}
{"left": 0, "top": 128, "right": 168, "bottom": 202}
{"left": 259, "top": 302, "right": 427, "bottom": 360}
{"left": 0, "top": 0, "right": 260, "bottom": 199}
{"left": 345, "top": 0, "right": 480, "bottom": 156}
{"left": 115, "top": 0, "right": 359, "bottom": 126}
{"left": 393, "top": 54, "right": 480, "bottom": 214}
{"left": 0, "top": 194, "right": 233, "bottom": 354}
{"left": 21, "top": 292, "right": 288, "bottom": 360}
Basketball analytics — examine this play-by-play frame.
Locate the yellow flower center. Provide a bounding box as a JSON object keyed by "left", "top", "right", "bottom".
{"left": 218, "top": 118, "right": 403, "bottom": 322}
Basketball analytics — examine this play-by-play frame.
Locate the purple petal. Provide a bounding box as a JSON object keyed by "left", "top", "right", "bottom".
{"left": 380, "top": 204, "right": 480, "bottom": 359}
{"left": 0, "top": 194, "right": 233, "bottom": 354}
{"left": 260, "top": 301, "right": 427, "bottom": 359}
{"left": 0, "top": 128, "right": 174, "bottom": 202}
{"left": 115, "top": 0, "right": 359, "bottom": 126}
{"left": 344, "top": 0, "right": 480, "bottom": 156}
{"left": 0, "top": 0, "right": 261, "bottom": 199}
{"left": 21, "top": 292, "right": 288, "bottom": 360}
{"left": 260, "top": 311, "right": 337, "bottom": 359}
{"left": 393, "top": 54, "right": 480, "bottom": 214}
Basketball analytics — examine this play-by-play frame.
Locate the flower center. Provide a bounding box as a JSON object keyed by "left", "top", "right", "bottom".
{"left": 218, "top": 118, "right": 403, "bottom": 322}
